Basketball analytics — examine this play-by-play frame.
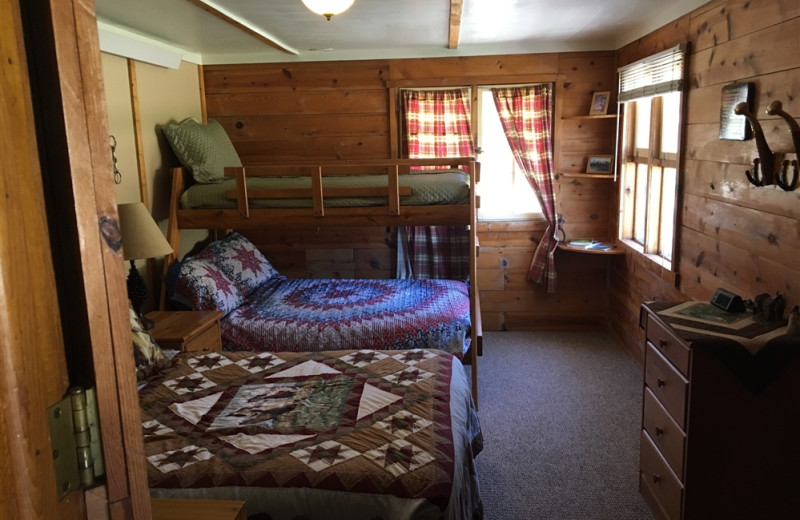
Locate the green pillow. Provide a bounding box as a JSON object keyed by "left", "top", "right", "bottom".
{"left": 162, "top": 118, "right": 242, "bottom": 184}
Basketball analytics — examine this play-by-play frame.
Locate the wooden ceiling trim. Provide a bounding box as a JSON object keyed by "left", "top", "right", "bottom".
{"left": 448, "top": 0, "right": 463, "bottom": 49}
{"left": 185, "top": 0, "right": 297, "bottom": 55}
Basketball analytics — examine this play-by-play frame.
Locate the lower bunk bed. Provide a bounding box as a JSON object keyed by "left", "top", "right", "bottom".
{"left": 138, "top": 346, "right": 483, "bottom": 519}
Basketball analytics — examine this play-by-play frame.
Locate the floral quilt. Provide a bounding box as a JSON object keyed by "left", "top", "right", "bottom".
{"left": 221, "top": 277, "right": 472, "bottom": 357}
{"left": 140, "top": 349, "right": 483, "bottom": 520}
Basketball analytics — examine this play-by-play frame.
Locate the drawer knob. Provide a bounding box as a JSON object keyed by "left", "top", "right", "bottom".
{"left": 656, "top": 378, "right": 666, "bottom": 387}
{"left": 658, "top": 339, "right": 667, "bottom": 349}
{"left": 651, "top": 473, "right": 661, "bottom": 484}
{"left": 655, "top": 426, "right": 665, "bottom": 437}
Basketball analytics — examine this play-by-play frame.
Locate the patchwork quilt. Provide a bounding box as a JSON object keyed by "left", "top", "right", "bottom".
{"left": 140, "top": 349, "right": 483, "bottom": 520}
{"left": 221, "top": 277, "right": 472, "bottom": 356}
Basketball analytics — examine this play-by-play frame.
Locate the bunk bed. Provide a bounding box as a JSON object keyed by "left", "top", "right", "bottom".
{"left": 162, "top": 157, "right": 482, "bottom": 405}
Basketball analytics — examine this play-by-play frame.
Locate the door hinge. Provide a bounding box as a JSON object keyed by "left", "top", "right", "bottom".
{"left": 47, "top": 386, "right": 105, "bottom": 501}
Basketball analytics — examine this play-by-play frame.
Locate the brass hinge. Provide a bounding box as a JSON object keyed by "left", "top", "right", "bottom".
{"left": 47, "top": 387, "right": 105, "bottom": 501}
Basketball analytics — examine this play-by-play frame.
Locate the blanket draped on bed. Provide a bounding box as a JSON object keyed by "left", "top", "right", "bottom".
{"left": 221, "top": 277, "right": 472, "bottom": 356}
{"left": 140, "top": 349, "right": 483, "bottom": 520}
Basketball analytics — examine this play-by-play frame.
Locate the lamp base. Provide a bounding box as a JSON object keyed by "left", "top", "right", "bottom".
{"left": 137, "top": 310, "right": 155, "bottom": 331}
{"left": 127, "top": 260, "right": 153, "bottom": 329}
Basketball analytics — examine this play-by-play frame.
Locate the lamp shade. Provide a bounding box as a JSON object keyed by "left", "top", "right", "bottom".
{"left": 301, "top": 0, "right": 354, "bottom": 19}
{"left": 117, "top": 202, "right": 173, "bottom": 260}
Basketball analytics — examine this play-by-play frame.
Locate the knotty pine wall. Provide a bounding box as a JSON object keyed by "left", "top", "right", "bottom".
{"left": 610, "top": 0, "right": 800, "bottom": 364}
{"left": 203, "top": 52, "right": 619, "bottom": 331}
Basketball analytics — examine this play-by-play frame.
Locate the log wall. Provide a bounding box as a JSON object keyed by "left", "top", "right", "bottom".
{"left": 610, "top": 0, "right": 800, "bottom": 364}
{"left": 204, "top": 52, "right": 620, "bottom": 331}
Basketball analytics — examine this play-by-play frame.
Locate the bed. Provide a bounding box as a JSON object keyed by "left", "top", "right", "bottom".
{"left": 171, "top": 232, "right": 472, "bottom": 357}
{"left": 138, "top": 347, "right": 484, "bottom": 519}
{"left": 162, "top": 153, "right": 482, "bottom": 404}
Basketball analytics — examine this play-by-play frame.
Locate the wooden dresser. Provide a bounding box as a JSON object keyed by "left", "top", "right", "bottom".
{"left": 639, "top": 301, "right": 800, "bottom": 520}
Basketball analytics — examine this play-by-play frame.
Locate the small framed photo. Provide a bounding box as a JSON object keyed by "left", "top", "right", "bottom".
{"left": 587, "top": 155, "right": 614, "bottom": 174}
{"left": 589, "top": 91, "right": 611, "bottom": 116}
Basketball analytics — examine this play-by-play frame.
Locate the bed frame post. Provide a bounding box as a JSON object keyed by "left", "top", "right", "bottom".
{"left": 160, "top": 167, "right": 188, "bottom": 309}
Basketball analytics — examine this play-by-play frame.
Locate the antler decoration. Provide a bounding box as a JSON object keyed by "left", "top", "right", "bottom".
{"left": 765, "top": 100, "right": 799, "bottom": 191}
{"left": 734, "top": 102, "right": 775, "bottom": 186}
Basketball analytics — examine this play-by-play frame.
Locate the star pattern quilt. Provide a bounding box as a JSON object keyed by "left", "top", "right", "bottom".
{"left": 140, "top": 349, "right": 483, "bottom": 520}
{"left": 221, "top": 277, "right": 472, "bottom": 357}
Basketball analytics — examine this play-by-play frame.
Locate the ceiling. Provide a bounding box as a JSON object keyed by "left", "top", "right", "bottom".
{"left": 94, "top": 0, "right": 708, "bottom": 65}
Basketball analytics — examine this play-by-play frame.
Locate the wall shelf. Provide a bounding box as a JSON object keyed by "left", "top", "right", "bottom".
{"left": 557, "top": 243, "right": 625, "bottom": 255}
{"left": 559, "top": 172, "right": 615, "bottom": 179}
{"left": 562, "top": 114, "right": 618, "bottom": 120}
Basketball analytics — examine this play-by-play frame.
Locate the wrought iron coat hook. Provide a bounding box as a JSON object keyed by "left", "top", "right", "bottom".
{"left": 734, "top": 102, "right": 775, "bottom": 186}
{"left": 765, "top": 100, "right": 799, "bottom": 191}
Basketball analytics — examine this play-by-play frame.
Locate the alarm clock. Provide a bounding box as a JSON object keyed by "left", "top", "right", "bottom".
{"left": 710, "top": 288, "right": 745, "bottom": 313}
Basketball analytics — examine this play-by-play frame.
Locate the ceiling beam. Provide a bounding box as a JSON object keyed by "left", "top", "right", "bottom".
{"left": 185, "top": 0, "right": 297, "bottom": 55}
{"left": 448, "top": 0, "right": 463, "bottom": 49}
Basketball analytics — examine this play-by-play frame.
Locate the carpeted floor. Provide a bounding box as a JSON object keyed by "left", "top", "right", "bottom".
{"left": 470, "top": 331, "right": 654, "bottom": 520}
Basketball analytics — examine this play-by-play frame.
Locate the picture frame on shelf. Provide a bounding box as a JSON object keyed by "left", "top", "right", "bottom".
{"left": 589, "top": 91, "right": 610, "bottom": 115}
{"left": 587, "top": 155, "right": 614, "bottom": 174}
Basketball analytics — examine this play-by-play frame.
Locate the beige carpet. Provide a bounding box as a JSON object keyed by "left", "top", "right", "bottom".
{"left": 469, "top": 331, "right": 654, "bottom": 520}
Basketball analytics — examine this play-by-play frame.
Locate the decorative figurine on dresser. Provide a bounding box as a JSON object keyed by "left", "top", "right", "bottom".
{"left": 638, "top": 300, "right": 799, "bottom": 520}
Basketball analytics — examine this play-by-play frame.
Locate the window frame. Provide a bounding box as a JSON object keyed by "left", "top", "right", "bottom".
{"left": 616, "top": 45, "right": 685, "bottom": 273}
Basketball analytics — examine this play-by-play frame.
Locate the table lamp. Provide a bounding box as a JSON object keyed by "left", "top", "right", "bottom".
{"left": 117, "top": 202, "right": 173, "bottom": 329}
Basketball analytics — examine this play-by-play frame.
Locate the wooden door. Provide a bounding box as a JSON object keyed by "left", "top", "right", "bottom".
{"left": 1, "top": 0, "right": 150, "bottom": 519}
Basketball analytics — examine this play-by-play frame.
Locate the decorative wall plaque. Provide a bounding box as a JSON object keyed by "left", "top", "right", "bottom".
{"left": 719, "top": 82, "right": 755, "bottom": 140}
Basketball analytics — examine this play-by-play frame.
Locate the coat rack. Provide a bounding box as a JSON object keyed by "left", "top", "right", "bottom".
{"left": 734, "top": 100, "right": 798, "bottom": 191}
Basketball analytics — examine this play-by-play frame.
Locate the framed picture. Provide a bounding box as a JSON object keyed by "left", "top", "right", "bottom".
{"left": 719, "top": 82, "right": 755, "bottom": 141}
{"left": 589, "top": 91, "right": 610, "bottom": 115}
{"left": 587, "top": 155, "right": 614, "bottom": 174}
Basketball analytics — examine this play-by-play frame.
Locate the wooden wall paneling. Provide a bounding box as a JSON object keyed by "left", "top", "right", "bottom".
{"left": 690, "top": 0, "right": 800, "bottom": 53}
{"left": 203, "top": 61, "right": 389, "bottom": 93}
{"left": 681, "top": 192, "right": 799, "bottom": 271}
{"left": 612, "top": 4, "right": 800, "bottom": 361}
{"left": 689, "top": 18, "right": 799, "bottom": 88}
{"left": 387, "top": 54, "right": 560, "bottom": 81}
{"left": 683, "top": 158, "right": 800, "bottom": 219}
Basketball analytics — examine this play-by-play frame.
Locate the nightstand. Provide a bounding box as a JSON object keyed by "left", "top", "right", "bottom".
{"left": 151, "top": 498, "right": 246, "bottom": 520}
{"left": 146, "top": 310, "right": 224, "bottom": 352}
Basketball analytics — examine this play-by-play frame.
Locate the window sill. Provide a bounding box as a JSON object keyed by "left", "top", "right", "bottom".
{"left": 619, "top": 238, "right": 677, "bottom": 285}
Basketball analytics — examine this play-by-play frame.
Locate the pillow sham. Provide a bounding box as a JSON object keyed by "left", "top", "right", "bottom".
{"left": 129, "top": 302, "right": 170, "bottom": 381}
{"left": 174, "top": 256, "right": 243, "bottom": 313}
{"left": 161, "top": 118, "right": 242, "bottom": 184}
{"left": 195, "top": 232, "right": 279, "bottom": 295}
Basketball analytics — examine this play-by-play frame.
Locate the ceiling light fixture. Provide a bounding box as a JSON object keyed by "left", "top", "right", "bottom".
{"left": 301, "top": 0, "right": 354, "bottom": 20}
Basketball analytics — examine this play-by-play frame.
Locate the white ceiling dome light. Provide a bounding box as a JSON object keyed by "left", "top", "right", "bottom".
{"left": 301, "top": 0, "right": 355, "bottom": 20}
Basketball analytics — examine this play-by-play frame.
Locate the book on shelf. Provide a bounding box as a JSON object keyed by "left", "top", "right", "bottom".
{"left": 567, "top": 239, "right": 614, "bottom": 250}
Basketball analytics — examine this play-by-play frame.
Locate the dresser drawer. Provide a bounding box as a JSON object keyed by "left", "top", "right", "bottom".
{"left": 640, "top": 430, "right": 683, "bottom": 520}
{"left": 643, "top": 387, "right": 686, "bottom": 478}
{"left": 645, "top": 343, "right": 688, "bottom": 429}
{"left": 646, "top": 313, "right": 690, "bottom": 376}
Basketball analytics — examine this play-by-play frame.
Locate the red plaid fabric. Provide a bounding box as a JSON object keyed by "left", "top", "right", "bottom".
{"left": 404, "top": 225, "right": 470, "bottom": 281}
{"left": 492, "top": 85, "right": 558, "bottom": 293}
{"left": 400, "top": 89, "right": 474, "bottom": 280}
{"left": 401, "top": 89, "right": 475, "bottom": 159}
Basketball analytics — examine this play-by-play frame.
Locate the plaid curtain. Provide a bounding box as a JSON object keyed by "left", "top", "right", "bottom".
{"left": 400, "top": 89, "right": 474, "bottom": 280}
{"left": 491, "top": 85, "right": 558, "bottom": 293}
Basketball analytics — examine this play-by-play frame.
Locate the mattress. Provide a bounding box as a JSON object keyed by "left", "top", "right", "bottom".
{"left": 180, "top": 170, "right": 471, "bottom": 209}
{"left": 140, "top": 348, "right": 483, "bottom": 519}
{"left": 220, "top": 277, "right": 472, "bottom": 357}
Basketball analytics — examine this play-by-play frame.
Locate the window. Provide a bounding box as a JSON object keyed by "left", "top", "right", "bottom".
{"left": 476, "top": 87, "right": 542, "bottom": 221}
{"left": 617, "top": 45, "right": 685, "bottom": 270}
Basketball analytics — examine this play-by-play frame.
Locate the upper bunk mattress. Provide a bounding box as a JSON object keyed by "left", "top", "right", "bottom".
{"left": 180, "top": 170, "right": 471, "bottom": 209}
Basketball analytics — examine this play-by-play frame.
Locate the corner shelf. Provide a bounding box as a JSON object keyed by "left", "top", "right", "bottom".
{"left": 559, "top": 172, "right": 615, "bottom": 179}
{"left": 562, "top": 114, "right": 618, "bottom": 120}
{"left": 557, "top": 243, "right": 625, "bottom": 255}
